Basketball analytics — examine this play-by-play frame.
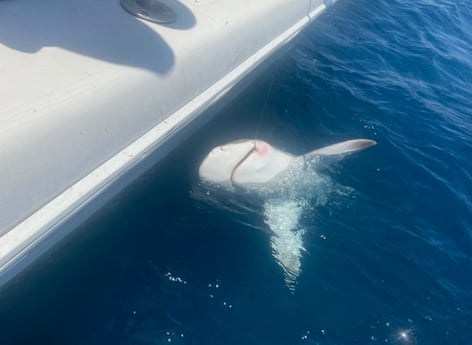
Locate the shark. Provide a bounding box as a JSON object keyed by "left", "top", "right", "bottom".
{"left": 198, "top": 138, "right": 376, "bottom": 289}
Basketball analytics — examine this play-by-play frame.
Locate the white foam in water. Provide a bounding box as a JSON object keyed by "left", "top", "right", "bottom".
{"left": 194, "top": 157, "right": 352, "bottom": 289}
{"left": 263, "top": 199, "right": 305, "bottom": 290}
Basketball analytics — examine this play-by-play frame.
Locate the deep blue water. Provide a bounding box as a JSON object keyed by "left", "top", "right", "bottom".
{"left": 1, "top": 0, "right": 472, "bottom": 344}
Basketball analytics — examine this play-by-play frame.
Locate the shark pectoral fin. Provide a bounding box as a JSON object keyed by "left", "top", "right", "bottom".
{"left": 302, "top": 139, "right": 376, "bottom": 162}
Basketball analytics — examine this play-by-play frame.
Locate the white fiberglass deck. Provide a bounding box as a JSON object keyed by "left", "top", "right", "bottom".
{"left": 0, "top": 0, "right": 335, "bottom": 287}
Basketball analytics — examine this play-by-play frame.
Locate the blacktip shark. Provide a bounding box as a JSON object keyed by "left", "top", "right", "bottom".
{"left": 198, "top": 138, "right": 376, "bottom": 289}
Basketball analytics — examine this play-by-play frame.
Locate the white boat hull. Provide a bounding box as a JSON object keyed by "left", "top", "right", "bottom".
{"left": 0, "top": 0, "right": 335, "bottom": 287}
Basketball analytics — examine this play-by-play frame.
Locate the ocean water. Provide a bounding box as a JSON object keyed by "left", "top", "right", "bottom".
{"left": 1, "top": 0, "right": 471, "bottom": 344}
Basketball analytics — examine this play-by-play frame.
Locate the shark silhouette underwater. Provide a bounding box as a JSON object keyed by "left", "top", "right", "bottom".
{"left": 198, "top": 138, "right": 376, "bottom": 289}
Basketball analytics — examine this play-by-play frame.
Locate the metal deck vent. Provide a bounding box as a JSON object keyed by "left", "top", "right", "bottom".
{"left": 120, "top": 0, "right": 177, "bottom": 24}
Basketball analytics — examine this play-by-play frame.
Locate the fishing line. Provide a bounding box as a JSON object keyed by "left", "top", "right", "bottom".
{"left": 253, "top": 57, "right": 282, "bottom": 145}
{"left": 230, "top": 146, "right": 257, "bottom": 187}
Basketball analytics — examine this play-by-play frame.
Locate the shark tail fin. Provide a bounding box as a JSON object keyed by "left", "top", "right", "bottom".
{"left": 302, "top": 139, "right": 376, "bottom": 162}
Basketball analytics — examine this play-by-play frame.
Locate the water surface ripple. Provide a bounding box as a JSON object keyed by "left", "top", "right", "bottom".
{"left": 0, "top": 0, "right": 471, "bottom": 344}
